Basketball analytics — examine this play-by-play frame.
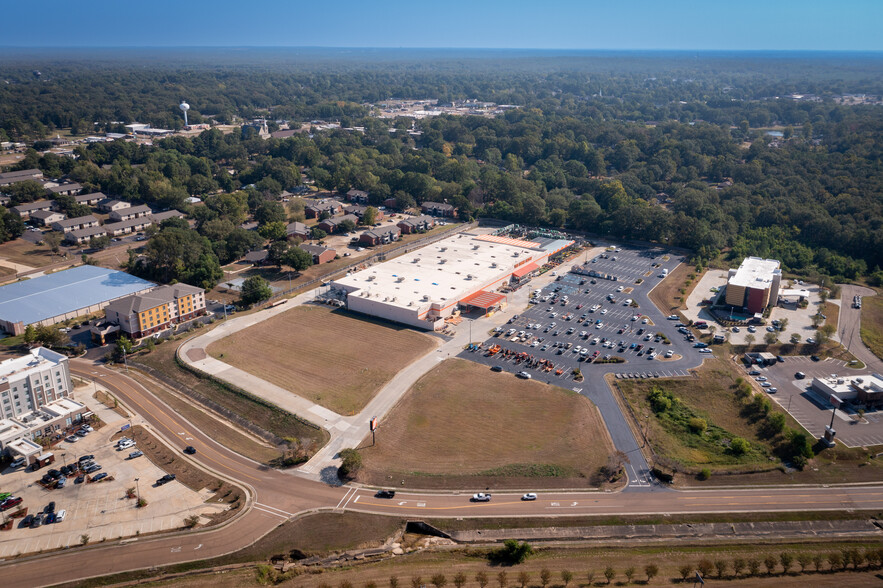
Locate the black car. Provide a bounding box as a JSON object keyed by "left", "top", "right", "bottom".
{"left": 21, "top": 514, "right": 33, "bottom": 527}
{"left": 156, "top": 474, "right": 176, "bottom": 486}
{"left": 375, "top": 490, "right": 396, "bottom": 499}
{"left": 74, "top": 475, "right": 85, "bottom": 484}
{"left": 45, "top": 501, "right": 55, "bottom": 513}
{"left": 31, "top": 513, "right": 43, "bottom": 528}
{"left": 183, "top": 446, "right": 197, "bottom": 455}
{"left": 78, "top": 454, "right": 94, "bottom": 463}
{"left": 490, "top": 366, "right": 503, "bottom": 372}
{"left": 811, "top": 355, "right": 821, "bottom": 362}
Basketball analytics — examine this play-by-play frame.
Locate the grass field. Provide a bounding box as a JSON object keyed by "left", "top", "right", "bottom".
{"left": 617, "top": 356, "right": 883, "bottom": 485}
{"left": 648, "top": 260, "right": 702, "bottom": 315}
{"left": 860, "top": 291, "right": 883, "bottom": 361}
{"left": 356, "top": 358, "right": 614, "bottom": 489}
{"left": 206, "top": 305, "right": 437, "bottom": 415}
{"left": 133, "top": 340, "right": 329, "bottom": 453}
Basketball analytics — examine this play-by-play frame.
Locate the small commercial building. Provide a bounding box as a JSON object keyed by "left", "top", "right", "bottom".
{"left": 811, "top": 373, "right": 883, "bottom": 409}
{"left": 331, "top": 232, "right": 573, "bottom": 330}
{"left": 300, "top": 244, "right": 336, "bottom": 265}
{"left": 725, "top": 257, "right": 782, "bottom": 314}
{"left": 104, "top": 283, "right": 206, "bottom": 338}
{"left": 0, "top": 265, "right": 155, "bottom": 335}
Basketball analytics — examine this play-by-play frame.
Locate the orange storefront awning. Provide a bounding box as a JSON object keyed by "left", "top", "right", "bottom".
{"left": 459, "top": 290, "right": 507, "bottom": 309}
{"left": 512, "top": 262, "right": 539, "bottom": 279}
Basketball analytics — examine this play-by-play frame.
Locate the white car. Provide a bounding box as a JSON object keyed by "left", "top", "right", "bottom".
{"left": 616, "top": 286, "right": 624, "bottom": 292}
{"left": 471, "top": 493, "right": 492, "bottom": 502}
{"left": 521, "top": 493, "right": 538, "bottom": 501}
{"left": 698, "top": 348, "right": 712, "bottom": 354}
{"left": 600, "top": 309, "right": 608, "bottom": 315}
{"left": 516, "top": 371, "right": 532, "bottom": 379}
{"left": 665, "top": 350, "right": 673, "bottom": 358}
{"left": 55, "top": 509, "right": 66, "bottom": 522}
{"left": 118, "top": 440, "right": 136, "bottom": 450}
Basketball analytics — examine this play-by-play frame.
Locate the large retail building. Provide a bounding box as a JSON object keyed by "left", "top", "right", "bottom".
{"left": 725, "top": 257, "right": 782, "bottom": 314}
{"left": 331, "top": 232, "right": 572, "bottom": 329}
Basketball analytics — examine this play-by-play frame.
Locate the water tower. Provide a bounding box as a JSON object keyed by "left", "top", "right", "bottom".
{"left": 179, "top": 100, "right": 190, "bottom": 127}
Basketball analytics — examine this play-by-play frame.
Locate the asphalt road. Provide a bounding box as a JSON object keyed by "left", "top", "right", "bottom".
{"left": 5, "top": 359, "right": 883, "bottom": 588}
{"left": 838, "top": 285, "right": 883, "bottom": 373}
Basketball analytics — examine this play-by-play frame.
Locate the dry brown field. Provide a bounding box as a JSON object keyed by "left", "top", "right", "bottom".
{"left": 356, "top": 358, "right": 614, "bottom": 489}
{"left": 207, "top": 305, "right": 437, "bottom": 415}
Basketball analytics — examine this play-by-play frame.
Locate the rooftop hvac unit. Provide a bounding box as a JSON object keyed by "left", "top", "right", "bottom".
{"left": 491, "top": 262, "right": 498, "bottom": 268}
{"left": 439, "top": 258, "right": 446, "bottom": 264}
{"left": 422, "top": 295, "right": 430, "bottom": 301}
{"left": 473, "top": 244, "right": 480, "bottom": 250}
{"left": 413, "top": 258, "right": 419, "bottom": 263}
{"left": 397, "top": 276, "right": 406, "bottom": 282}
{"left": 466, "top": 274, "right": 474, "bottom": 280}
{"left": 367, "top": 275, "right": 375, "bottom": 281}
{"left": 440, "top": 247, "right": 447, "bottom": 252}
{"left": 513, "top": 251, "right": 520, "bottom": 256}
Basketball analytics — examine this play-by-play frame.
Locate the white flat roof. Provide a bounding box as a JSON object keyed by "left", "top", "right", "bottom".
{"left": 729, "top": 257, "right": 780, "bottom": 289}
{"left": 0, "top": 347, "right": 67, "bottom": 383}
{"left": 333, "top": 233, "right": 547, "bottom": 312}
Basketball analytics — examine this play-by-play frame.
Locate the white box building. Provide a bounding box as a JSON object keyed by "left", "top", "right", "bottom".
{"left": 0, "top": 347, "right": 73, "bottom": 420}
{"left": 331, "top": 232, "right": 572, "bottom": 329}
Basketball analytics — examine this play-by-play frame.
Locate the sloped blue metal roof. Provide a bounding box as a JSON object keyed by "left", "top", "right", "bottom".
{"left": 0, "top": 265, "right": 155, "bottom": 326}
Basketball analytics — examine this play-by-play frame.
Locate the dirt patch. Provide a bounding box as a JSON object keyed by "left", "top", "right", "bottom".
{"left": 357, "top": 358, "right": 614, "bottom": 489}
{"left": 824, "top": 301, "right": 840, "bottom": 333}
{"left": 207, "top": 305, "right": 437, "bottom": 415}
{"left": 649, "top": 261, "right": 695, "bottom": 315}
{"left": 117, "top": 426, "right": 244, "bottom": 524}
{"left": 93, "top": 388, "right": 129, "bottom": 418}
{"left": 622, "top": 287, "right": 634, "bottom": 294}
{"left": 0, "top": 238, "right": 58, "bottom": 268}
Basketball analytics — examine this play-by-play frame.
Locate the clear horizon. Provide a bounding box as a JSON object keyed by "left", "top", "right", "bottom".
{"left": 3, "top": 0, "right": 880, "bottom": 51}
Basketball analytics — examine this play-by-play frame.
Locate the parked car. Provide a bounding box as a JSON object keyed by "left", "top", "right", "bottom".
{"left": 55, "top": 476, "right": 66, "bottom": 488}
{"left": 78, "top": 454, "right": 94, "bottom": 463}
{"left": 128, "top": 451, "right": 144, "bottom": 459}
{"left": 31, "top": 513, "right": 43, "bottom": 528}
{"left": 0, "top": 496, "right": 23, "bottom": 511}
{"left": 92, "top": 473, "right": 109, "bottom": 482}
{"left": 10, "top": 457, "right": 25, "bottom": 469}
{"left": 83, "top": 464, "right": 101, "bottom": 474}
{"left": 795, "top": 371, "right": 806, "bottom": 379}
{"left": 516, "top": 371, "right": 532, "bottom": 379}
{"left": 64, "top": 435, "right": 78, "bottom": 443}
{"left": 117, "top": 440, "right": 136, "bottom": 450}
{"left": 55, "top": 509, "right": 66, "bottom": 522}
{"left": 156, "top": 474, "right": 176, "bottom": 486}
{"left": 471, "top": 493, "right": 492, "bottom": 502}
{"left": 490, "top": 366, "right": 503, "bottom": 372}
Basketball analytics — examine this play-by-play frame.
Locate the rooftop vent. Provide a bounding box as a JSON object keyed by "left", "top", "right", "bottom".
{"left": 422, "top": 295, "right": 430, "bottom": 301}
{"left": 491, "top": 262, "right": 498, "bottom": 268}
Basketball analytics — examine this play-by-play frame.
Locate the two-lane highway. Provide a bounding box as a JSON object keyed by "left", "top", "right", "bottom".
{"left": 5, "top": 361, "right": 883, "bottom": 587}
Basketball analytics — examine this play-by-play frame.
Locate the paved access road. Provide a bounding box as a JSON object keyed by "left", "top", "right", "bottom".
{"left": 838, "top": 285, "right": 883, "bottom": 374}
{"left": 5, "top": 361, "right": 883, "bottom": 588}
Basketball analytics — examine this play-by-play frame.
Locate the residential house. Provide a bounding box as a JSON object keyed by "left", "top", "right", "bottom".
{"left": 304, "top": 199, "right": 343, "bottom": 219}
{"left": 0, "top": 168, "right": 43, "bottom": 186}
{"left": 420, "top": 201, "right": 455, "bottom": 217}
{"left": 0, "top": 195, "right": 10, "bottom": 207}
{"left": 359, "top": 225, "right": 401, "bottom": 246}
{"left": 12, "top": 200, "right": 55, "bottom": 219}
{"left": 286, "top": 221, "right": 311, "bottom": 241}
{"left": 104, "top": 217, "right": 153, "bottom": 236}
{"left": 317, "top": 214, "right": 358, "bottom": 234}
{"left": 149, "top": 210, "right": 186, "bottom": 223}
{"left": 346, "top": 189, "right": 369, "bottom": 204}
{"left": 64, "top": 225, "right": 108, "bottom": 245}
{"left": 344, "top": 204, "right": 384, "bottom": 222}
{"left": 104, "top": 283, "right": 206, "bottom": 339}
{"left": 108, "top": 204, "right": 151, "bottom": 222}
{"left": 383, "top": 197, "right": 398, "bottom": 210}
{"left": 243, "top": 250, "right": 269, "bottom": 266}
{"left": 51, "top": 215, "right": 99, "bottom": 233}
{"left": 397, "top": 215, "right": 435, "bottom": 234}
{"left": 29, "top": 210, "right": 66, "bottom": 226}
{"left": 73, "top": 192, "right": 105, "bottom": 206}
{"left": 97, "top": 199, "right": 131, "bottom": 213}
{"left": 47, "top": 183, "right": 82, "bottom": 197}
{"left": 300, "top": 244, "right": 336, "bottom": 264}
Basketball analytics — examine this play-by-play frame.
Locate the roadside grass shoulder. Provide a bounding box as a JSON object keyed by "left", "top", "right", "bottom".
{"left": 859, "top": 291, "right": 883, "bottom": 361}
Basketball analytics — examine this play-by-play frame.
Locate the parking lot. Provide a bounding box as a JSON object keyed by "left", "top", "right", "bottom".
{"left": 460, "top": 244, "right": 696, "bottom": 385}
{"left": 0, "top": 395, "right": 218, "bottom": 556}
{"left": 740, "top": 355, "right": 883, "bottom": 448}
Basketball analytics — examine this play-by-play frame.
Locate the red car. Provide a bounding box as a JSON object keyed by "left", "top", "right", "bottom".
{"left": 0, "top": 496, "right": 22, "bottom": 511}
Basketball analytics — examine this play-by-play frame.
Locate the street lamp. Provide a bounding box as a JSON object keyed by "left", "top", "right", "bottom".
{"left": 134, "top": 477, "right": 141, "bottom": 503}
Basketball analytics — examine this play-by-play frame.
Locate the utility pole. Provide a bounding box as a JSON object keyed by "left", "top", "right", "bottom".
{"left": 135, "top": 477, "right": 141, "bottom": 503}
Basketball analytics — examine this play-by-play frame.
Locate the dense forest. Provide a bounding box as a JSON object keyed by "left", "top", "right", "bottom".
{"left": 1, "top": 50, "right": 882, "bottom": 287}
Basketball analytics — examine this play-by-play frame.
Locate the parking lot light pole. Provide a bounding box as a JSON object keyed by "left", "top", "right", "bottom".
{"left": 135, "top": 478, "right": 140, "bottom": 503}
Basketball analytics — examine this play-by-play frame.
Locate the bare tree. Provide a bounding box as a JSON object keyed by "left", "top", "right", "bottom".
{"left": 497, "top": 571, "right": 507, "bottom": 588}
{"left": 644, "top": 564, "right": 658, "bottom": 583}
{"left": 517, "top": 571, "right": 530, "bottom": 588}
{"left": 560, "top": 570, "right": 573, "bottom": 588}
{"left": 476, "top": 572, "right": 488, "bottom": 588}
{"left": 539, "top": 569, "right": 551, "bottom": 588}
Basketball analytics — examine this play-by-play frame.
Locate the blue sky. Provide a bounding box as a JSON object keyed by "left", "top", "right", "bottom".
{"left": 5, "top": 0, "right": 881, "bottom": 50}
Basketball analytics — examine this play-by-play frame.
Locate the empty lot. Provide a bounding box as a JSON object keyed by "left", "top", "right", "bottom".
{"left": 357, "top": 358, "right": 614, "bottom": 489}
{"left": 206, "top": 305, "right": 437, "bottom": 415}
